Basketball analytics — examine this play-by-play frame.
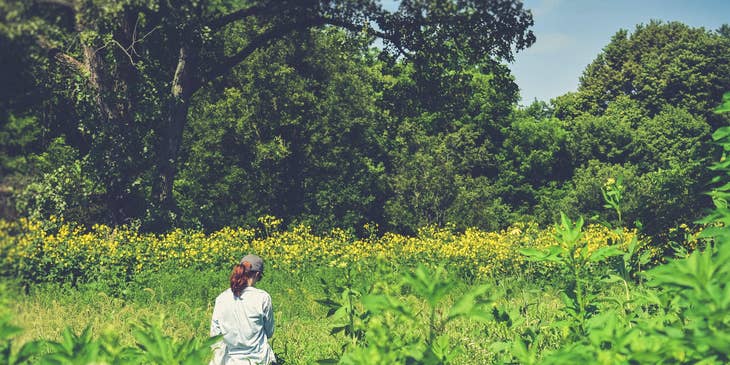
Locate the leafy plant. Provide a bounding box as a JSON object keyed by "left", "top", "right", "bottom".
{"left": 132, "top": 317, "right": 218, "bottom": 365}
{"left": 534, "top": 91, "right": 730, "bottom": 364}
{"left": 0, "top": 314, "right": 41, "bottom": 365}
{"left": 601, "top": 176, "right": 625, "bottom": 226}
{"left": 319, "top": 264, "right": 492, "bottom": 364}
{"left": 41, "top": 326, "right": 102, "bottom": 364}
{"left": 714, "top": 92, "right": 730, "bottom": 114}
{"left": 316, "top": 268, "right": 368, "bottom": 348}
{"left": 521, "top": 213, "right": 624, "bottom": 338}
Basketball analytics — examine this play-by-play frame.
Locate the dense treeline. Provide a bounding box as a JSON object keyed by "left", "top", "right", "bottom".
{"left": 1, "top": 0, "right": 729, "bottom": 238}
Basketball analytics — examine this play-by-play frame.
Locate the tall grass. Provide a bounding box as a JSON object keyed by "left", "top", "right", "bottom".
{"left": 5, "top": 266, "right": 572, "bottom": 364}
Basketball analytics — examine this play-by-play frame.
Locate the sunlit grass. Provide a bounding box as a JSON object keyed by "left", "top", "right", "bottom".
{"left": 6, "top": 267, "right": 570, "bottom": 364}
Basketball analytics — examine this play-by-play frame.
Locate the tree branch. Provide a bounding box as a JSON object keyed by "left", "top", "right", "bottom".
{"left": 195, "top": 17, "right": 327, "bottom": 92}
{"left": 196, "top": 16, "right": 409, "bottom": 93}
{"left": 37, "top": 0, "right": 76, "bottom": 12}
{"left": 324, "top": 18, "right": 412, "bottom": 58}
{"left": 208, "top": 5, "right": 266, "bottom": 32}
{"left": 37, "top": 36, "right": 88, "bottom": 75}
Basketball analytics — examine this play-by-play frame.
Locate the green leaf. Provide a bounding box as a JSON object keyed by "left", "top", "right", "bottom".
{"left": 588, "top": 246, "right": 625, "bottom": 263}
{"left": 714, "top": 92, "right": 730, "bottom": 114}
{"left": 447, "top": 284, "right": 491, "bottom": 321}
{"left": 601, "top": 274, "right": 626, "bottom": 284}
{"left": 362, "top": 293, "right": 412, "bottom": 317}
{"left": 712, "top": 126, "right": 730, "bottom": 140}
{"left": 488, "top": 341, "right": 512, "bottom": 353}
{"left": 0, "top": 322, "right": 22, "bottom": 340}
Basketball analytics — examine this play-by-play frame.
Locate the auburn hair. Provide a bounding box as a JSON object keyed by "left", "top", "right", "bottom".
{"left": 230, "top": 261, "right": 257, "bottom": 297}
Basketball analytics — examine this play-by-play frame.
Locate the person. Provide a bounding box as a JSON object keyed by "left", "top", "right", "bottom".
{"left": 210, "top": 254, "right": 275, "bottom": 365}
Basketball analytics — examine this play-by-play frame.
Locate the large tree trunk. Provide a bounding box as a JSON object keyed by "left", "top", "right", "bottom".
{"left": 148, "top": 46, "right": 194, "bottom": 231}
{"left": 77, "top": 9, "right": 139, "bottom": 225}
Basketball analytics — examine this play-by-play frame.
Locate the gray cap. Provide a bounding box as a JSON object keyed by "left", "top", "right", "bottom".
{"left": 240, "top": 254, "right": 264, "bottom": 272}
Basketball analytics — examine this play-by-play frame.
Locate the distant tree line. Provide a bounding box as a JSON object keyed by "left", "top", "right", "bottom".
{"left": 1, "top": 0, "right": 729, "bottom": 238}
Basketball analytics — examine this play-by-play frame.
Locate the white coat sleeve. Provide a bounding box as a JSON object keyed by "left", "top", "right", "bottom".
{"left": 210, "top": 297, "right": 223, "bottom": 337}
{"left": 263, "top": 294, "right": 275, "bottom": 339}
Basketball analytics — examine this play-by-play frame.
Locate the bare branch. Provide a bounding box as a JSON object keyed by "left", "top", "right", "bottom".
{"left": 112, "top": 39, "right": 135, "bottom": 64}
{"left": 64, "top": 33, "right": 79, "bottom": 54}
{"left": 136, "top": 26, "right": 159, "bottom": 45}
{"left": 130, "top": 15, "right": 140, "bottom": 56}
{"left": 93, "top": 42, "right": 111, "bottom": 54}
{"left": 129, "top": 23, "right": 159, "bottom": 58}
{"left": 91, "top": 22, "right": 159, "bottom": 65}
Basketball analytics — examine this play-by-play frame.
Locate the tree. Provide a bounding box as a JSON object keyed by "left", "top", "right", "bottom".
{"left": 565, "top": 96, "right": 646, "bottom": 166}
{"left": 380, "top": 54, "right": 523, "bottom": 233}
{"left": 576, "top": 21, "right": 730, "bottom": 125}
{"left": 501, "top": 111, "right": 570, "bottom": 186}
{"left": 541, "top": 22, "right": 727, "bottom": 233}
{"left": 547, "top": 104, "right": 712, "bottom": 234}
{"left": 177, "top": 29, "right": 389, "bottom": 231}
{"left": 1, "top": 0, "right": 535, "bottom": 230}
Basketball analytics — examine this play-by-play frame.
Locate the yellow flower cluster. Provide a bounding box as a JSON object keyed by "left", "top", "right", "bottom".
{"left": 0, "top": 217, "right": 642, "bottom": 283}
{"left": 0, "top": 218, "right": 256, "bottom": 282}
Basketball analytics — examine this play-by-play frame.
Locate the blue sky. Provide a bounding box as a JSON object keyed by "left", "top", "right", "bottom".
{"left": 510, "top": 0, "right": 730, "bottom": 104}
{"left": 381, "top": 0, "right": 729, "bottom": 104}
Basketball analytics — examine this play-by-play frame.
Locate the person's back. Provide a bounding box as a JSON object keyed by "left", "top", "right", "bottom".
{"left": 211, "top": 255, "right": 275, "bottom": 365}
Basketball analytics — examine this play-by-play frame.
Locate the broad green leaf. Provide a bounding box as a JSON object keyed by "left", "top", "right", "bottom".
{"left": 589, "top": 246, "right": 625, "bottom": 263}
{"left": 447, "top": 284, "right": 490, "bottom": 321}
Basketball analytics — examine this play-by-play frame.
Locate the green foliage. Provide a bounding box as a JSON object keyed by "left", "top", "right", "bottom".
{"left": 700, "top": 92, "right": 730, "bottom": 240}
{"left": 0, "top": 0, "right": 536, "bottom": 230}
{"left": 521, "top": 214, "right": 624, "bottom": 337}
{"left": 0, "top": 0, "right": 723, "bottom": 240}
{"left": 16, "top": 157, "right": 105, "bottom": 226}
{"left": 527, "top": 21, "right": 726, "bottom": 235}
{"left": 132, "top": 318, "right": 220, "bottom": 365}
{"left": 0, "top": 115, "right": 42, "bottom": 175}
{"left": 384, "top": 127, "right": 460, "bottom": 232}
{"left": 566, "top": 96, "right": 642, "bottom": 164}
{"left": 0, "top": 285, "right": 218, "bottom": 365}
{"left": 577, "top": 21, "right": 730, "bottom": 124}
{"left": 529, "top": 91, "right": 730, "bottom": 364}
{"left": 501, "top": 114, "right": 570, "bottom": 186}
{"left": 179, "top": 29, "right": 388, "bottom": 231}
{"left": 0, "top": 285, "right": 41, "bottom": 365}
{"left": 384, "top": 64, "right": 520, "bottom": 233}
{"left": 632, "top": 106, "right": 711, "bottom": 171}
{"left": 0, "top": 326, "right": 39, "bottom": 364}
{"left": 319, "top": 264, "right": 493, "bottom": 365}
{"left": 561, "top": 161, "right": 636, "bottom": 225}
{"left": 316, "top": 268, "right": 368, "bottom": 346}
{"left": 42, "top": 326, "right": 105, "bottom": 364}
{"left": 644, "top": 244, "right": 730, "bottom": 363}
{"left": 601, "top": 176, "right": 624, "bottom": 226}
{"left": 716, "top": 92, "right": 730, "bottom": 114}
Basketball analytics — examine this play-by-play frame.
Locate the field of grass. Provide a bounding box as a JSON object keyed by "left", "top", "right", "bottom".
{"left": 6, "top": 266, "right": 571, "bottom": 364}
{"left": 1, "top": 210, "right": 729, "bottom": 364}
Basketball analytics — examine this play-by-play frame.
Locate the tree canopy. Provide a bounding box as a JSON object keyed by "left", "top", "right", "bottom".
{"left": 1, "top": 2, "right": 728, "bottom": 241}
{"left": 570, "top": 21, "right": 730, "bottom": 124}
{"left": 0, "top": 0, "right": 535, "bottom": 231}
